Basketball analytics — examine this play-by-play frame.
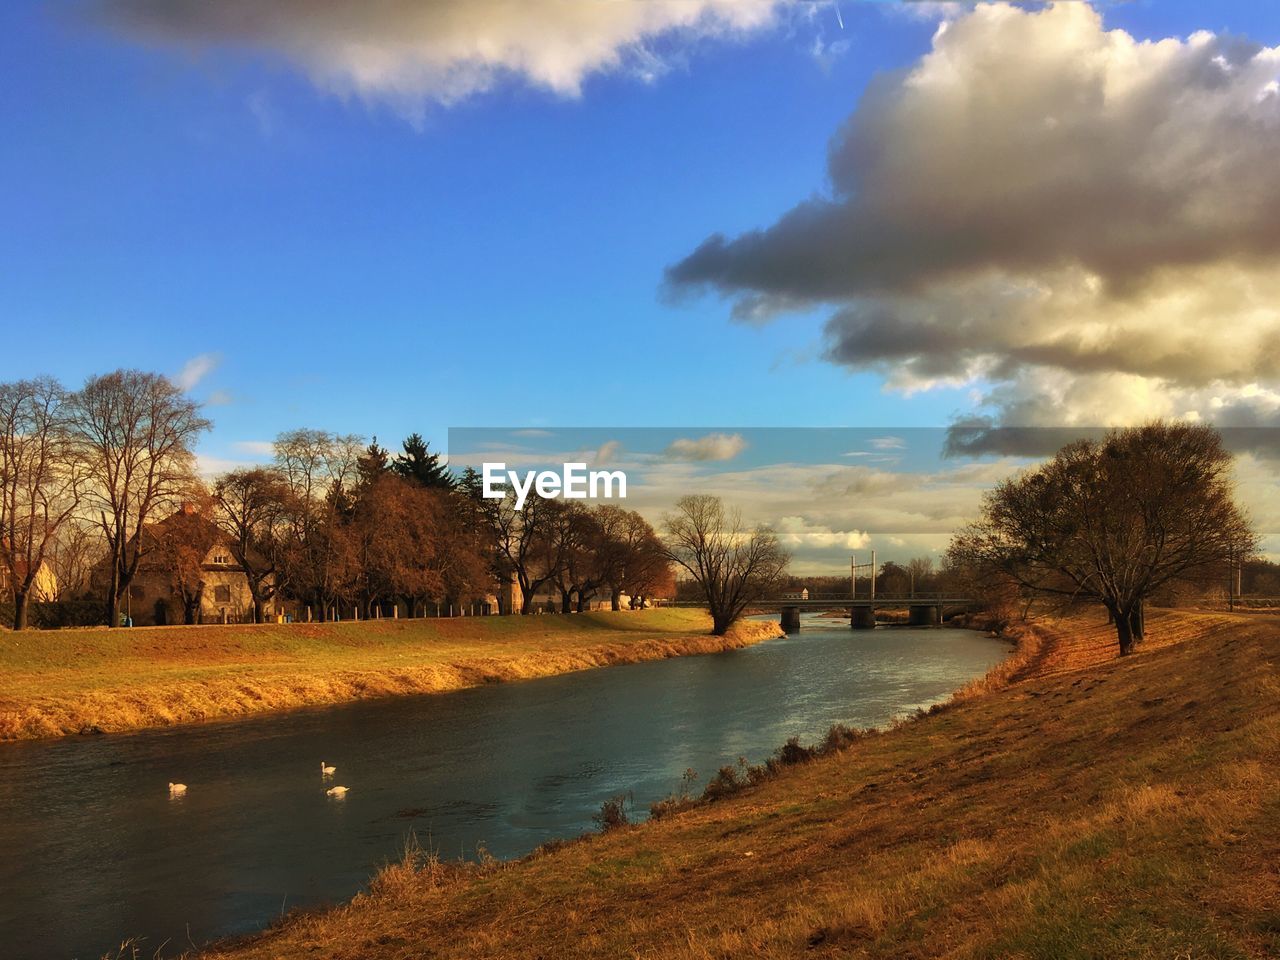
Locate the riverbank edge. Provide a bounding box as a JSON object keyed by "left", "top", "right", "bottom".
{"left": 199, "top": 609, "right": 1273, "bottom": 960}
{"left": 190, "top": 611, "right": 1054, "bottom": 958}
{"left": 0, "top": 615, "right": 784, "bottom": 743}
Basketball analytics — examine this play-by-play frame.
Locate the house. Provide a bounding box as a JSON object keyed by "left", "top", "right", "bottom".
{"left": 94, "top": 504, "right": 289, "bottom": 626}
{"left": 0, "top": 554, "right": 59, "bottom": 603}
{"left": 780, "top": 587, "right": 810, "bottom": 601}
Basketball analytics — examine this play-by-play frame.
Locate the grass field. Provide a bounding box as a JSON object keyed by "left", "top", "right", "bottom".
{"left": 0, "top": 609, "right": 780, "bottom": 741}
{"left": 201, "top": 609, "right": 1280, "bottom": 960}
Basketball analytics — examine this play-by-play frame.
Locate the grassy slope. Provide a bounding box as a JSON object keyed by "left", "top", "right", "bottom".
{"left": 0, "top": 610, "right": 780, "bottom": 740}
{"left": 205, "top": 610, "right": 1280, "bottom": 960}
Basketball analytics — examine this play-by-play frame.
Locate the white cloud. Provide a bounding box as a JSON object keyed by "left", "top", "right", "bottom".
{"left": 93, "top": 0, "right": 780, "bottom": 115}
{"left": 870, "top": 435, "right": 905, "bottom": 451}
{"left": 594, "top": 440, "right": 623, "bottom": 466}
{"left": 776, "top": 515, "right": 871, "bottom": 550}
{"left": 194, "top": 452, "right": 257, "bottom": 478}
{"left": 174, "top": 352, "right": 220, "bottom": 392}
{"left": 233, "top": 440, "right": 277, "bottom": 458}
{"left": 663, "top": 432, "right": 748, "bottom": 462}
{"left": 667, "top": 2, "right": 1280, "bottom": 428}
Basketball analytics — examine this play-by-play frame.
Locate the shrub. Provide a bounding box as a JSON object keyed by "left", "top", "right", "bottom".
{"left": 818, "top": 723, "right": 867, "bottom": 754}
{"left": 594, "top": 793, "right": 632, "bottom": 832}
{"left": 701, "top": 764, "right": 745, "bottom": 802}
{"left": 0, "top": 599, "right": 104, "bottom": 629}
{"left": 650, "top": 769, "right": 699, "bottom": 820}
{"left": 774, "top": 736, "right": 815, "bottom": 767}
{"left": 368, "top": 833, "right": 446, "bottom": 899}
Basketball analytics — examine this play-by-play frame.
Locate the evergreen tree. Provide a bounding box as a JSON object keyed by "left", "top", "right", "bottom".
{"left": 392, "top": 433, "right": 454, "bottom": 489}
{"left": 356, "top": 437, "right": 390, "bottom": 492}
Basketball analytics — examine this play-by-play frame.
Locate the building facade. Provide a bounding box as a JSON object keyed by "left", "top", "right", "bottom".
{"left": 97, "top": 505, "right": 289, "bottom": 626}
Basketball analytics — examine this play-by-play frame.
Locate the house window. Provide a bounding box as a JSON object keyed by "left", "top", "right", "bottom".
{"left": 213, "top": 552, "right": 231, "bottom": 565}
{"left": 214, "top": 585, "right": 231, "bottom": 603}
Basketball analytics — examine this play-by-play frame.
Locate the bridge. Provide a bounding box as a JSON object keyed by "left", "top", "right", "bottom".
{"left": 669, "top": 593, "right": 978, "bottom": 630}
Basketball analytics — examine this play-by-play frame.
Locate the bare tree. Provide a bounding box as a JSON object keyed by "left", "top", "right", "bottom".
{"left": 663, "top": 494, "right": 789, "bottom": 635}
{"left": 273, "top": 429, "right": 362, "bottom": 620}
{"left": 458, "top": 469, "right": 559, "bottom": 615}
{"left": 905, "top": 556, "right": 935, "bottom": 596}
{"left": 0, "top": 377, "right": 84, "bottom": 628}
{"left": 213, "top": 467, "right": 293, "bottom": 623}
{"left": 70, "top": 370, "right": 210, "bottom": 627}
{"left": 45, "top": 516, "right": 102, "bottom": 601}
{"left": 547, "top": 501, "right": 604, "bottom": 613}
{"left": 947, "top": 422, "right": 1256, "bottom": 655}
{"left": 595, "top": 506, "right": 670, "bottom": 611}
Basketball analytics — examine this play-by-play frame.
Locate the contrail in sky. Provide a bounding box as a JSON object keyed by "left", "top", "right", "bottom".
{"left": 834, "top": 3, "right": 844, "bottom": 30}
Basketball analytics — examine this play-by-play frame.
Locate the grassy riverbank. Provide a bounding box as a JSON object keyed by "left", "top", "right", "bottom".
{"left": 0, "top": 610, "right": 781, "bottom": 741}
{"left": 203, "top": 609, "right": 1280, "bottom": 960}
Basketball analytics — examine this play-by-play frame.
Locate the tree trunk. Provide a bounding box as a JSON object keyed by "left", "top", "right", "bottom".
{"left": 1115, "top": 612, "right": 1135, "bottom": 656}
{"left": 1128, "top": 600, "right": 1145, "bottom": 642}
{"left": 107, "top": 594, "right": 121, "bottom": 628}
{"left": 560, "top": 590, "right": 572, "bottom": 614}
{"left": 610, "top": 589, "right": 622, "bottom": 612}
{"left": 252, "top": 597, "right": 265, "bottom": 624}
{"left": 711, "top": 611, "right": 732, "bottom": 636}
{"left": 13, "top": 590, "right": 29, "bottom": 630}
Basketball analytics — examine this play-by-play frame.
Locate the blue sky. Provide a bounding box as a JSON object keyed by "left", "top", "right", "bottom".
{"left": 3, "top": 0, "right": 1280, "bottom": 483}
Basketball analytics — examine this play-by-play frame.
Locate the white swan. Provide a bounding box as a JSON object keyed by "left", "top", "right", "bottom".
{"left": 326, "top": 785, "right": 349, "bottom": 798}
{"left": 321, "top": 762, "right": 336, "bottom": 776}
{"left": 168, "top": 782, "right": 187, "bottom": 797}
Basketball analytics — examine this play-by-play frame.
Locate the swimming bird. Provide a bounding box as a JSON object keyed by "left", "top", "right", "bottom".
{"left": 321, "top": 761, "right": 336, "bottom": 776}
{"left": 168, "top": 782, "right": 187, "bottom": 797}
{"left": 326, "top": 785, "right": 349, "bottom": 798}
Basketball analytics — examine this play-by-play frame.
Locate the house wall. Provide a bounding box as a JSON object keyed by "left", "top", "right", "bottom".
{"left": 0, "top": 561, "right": 59, "bottom": 602}
{"left": 125, "top": 569, "right": 292, "bottom": 625}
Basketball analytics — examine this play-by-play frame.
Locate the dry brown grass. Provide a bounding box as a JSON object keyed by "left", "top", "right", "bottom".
{"left": 0, "top": 610, "right": 780, "bottom": 741}
{"left": 199, "top": 608, "right": 1280, "bottom": 960}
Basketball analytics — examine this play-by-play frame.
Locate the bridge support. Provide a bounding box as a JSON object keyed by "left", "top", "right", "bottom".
{"left": 908, "top": 604, "right": 940, "bottom": 627}
{"left": 780, "top": 605, "right": 802, "bottom": 632}
{"left": 850, "top": 606, "right": 875, "bottom": 630}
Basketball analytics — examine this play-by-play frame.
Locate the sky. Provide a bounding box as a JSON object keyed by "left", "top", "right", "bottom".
{"left": 3, "top": 1, "right": 1280, "bottom": 569}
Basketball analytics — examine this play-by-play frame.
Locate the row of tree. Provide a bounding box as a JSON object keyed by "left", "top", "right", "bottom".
{"left": 0, "top": 370, "right": 680, "bottom": 629}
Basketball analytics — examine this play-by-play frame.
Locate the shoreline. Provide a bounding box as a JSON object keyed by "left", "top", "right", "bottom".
{"left": 196, "top": 608, "right": 1277, "bottom": 960}
{"left": 0, "top": 611, "right": 783, "bottom": 743}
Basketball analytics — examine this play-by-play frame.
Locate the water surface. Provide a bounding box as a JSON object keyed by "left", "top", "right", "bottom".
{"left": 0, "top": 616, "right": 1007, "bottom": 959}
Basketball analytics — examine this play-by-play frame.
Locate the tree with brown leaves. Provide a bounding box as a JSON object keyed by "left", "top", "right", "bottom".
{"left": 214, "top": 467, "right": 294, "bottom": 623}
{"left": 947, "top": 422, "right": 1256, "bottom": 655}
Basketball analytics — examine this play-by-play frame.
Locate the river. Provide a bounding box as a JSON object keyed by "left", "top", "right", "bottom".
{"left": 0, "top": 616, "right": 1007, "bottom": 959}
